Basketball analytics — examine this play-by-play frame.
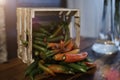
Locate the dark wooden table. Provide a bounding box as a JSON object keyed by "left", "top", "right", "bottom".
{"left": 0, "top": 37, "right": 119, "bottom": 80}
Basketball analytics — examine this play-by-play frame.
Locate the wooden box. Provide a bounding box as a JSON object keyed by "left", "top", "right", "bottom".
{"left": 17, "top": 8, "right": 80, "bottom": 64}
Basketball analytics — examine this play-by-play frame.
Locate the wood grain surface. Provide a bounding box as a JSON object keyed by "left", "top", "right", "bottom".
{"left": 0, "top": 37, "right": 96, "bottom": 80}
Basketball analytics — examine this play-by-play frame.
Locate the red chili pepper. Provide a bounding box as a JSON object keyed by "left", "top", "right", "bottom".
{"left": 64, "top": 52, "right": 88, "bottom": 63}
{"left": 84, "top": 62, "right": 96, "bottom": 68}
{"left": 53, "top": 49, "right": 79, "bottom": 61}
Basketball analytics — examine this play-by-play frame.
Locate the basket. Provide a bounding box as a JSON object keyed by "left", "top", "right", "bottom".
{"left": 17, "top": 8, "right": 80, "bottom": 64}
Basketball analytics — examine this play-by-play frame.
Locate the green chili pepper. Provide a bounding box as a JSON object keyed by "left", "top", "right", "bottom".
{"left": 45, "top": 50, "right": 56, "bottom": 58}
{"left": 68, "top": 63, "right": 87, "bottom": 73}
{"left": 34, "top": 38, "right": 44, "bottom": 41}
{"left": 39, "top": 52, "right": 47, "bottom": 60}
{"left": 63, "top": 22, "right": 70, "bottom": 42}
{"left": 38, "top": 61, "right": 55, "bottom": 76}
{"left": 33, "top": 32, "right": 47, "bottom": 38}
{"left": 29, "top": 67, "right": 43, "bottom": 80}
{"left": 59, "top": 62, "right": 76, "bottom": 74}
{"left": 34, "top": 51, "right": 40, "bottom": 56}
{"left": 49, "top": 25, "right": 63, "bottom": 38}
{"left": 33, "top": 44, "right": 46, "bottom": 52}
{"left": 33, "top": 40, "right": 46, "bottom": 47}
{"left": 47, "top": 36, "right": 64, "bottom": 42}
{"left": 39, "top": 27, "right": 51, "bottom": 35}
{"left": 25, "top": 61, "right": 38, "bottom": 77}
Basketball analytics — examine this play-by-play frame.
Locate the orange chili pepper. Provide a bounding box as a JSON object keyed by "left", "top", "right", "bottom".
{"left": 65, "top": 40, "right": 74, "bottom": 52}
{"left": 60, "top": 40, "right": 65, "bottom": 50}
{"left": 47, "top": 64, "right": 66, "bottom": 73}
{"left": 47, "top": 43, "right": 59, "bottom": 49}
{"left": 63, "top": 49, "right": 80, "bottom": 54}
{"left": 64, "top": 52, "right": 88, "bottom": 63}
{"left": 54, "top": 53, "right": 64, "bottom": 61}
{"left": 54, "top": 49, "right": 79, "bottom": 61}
{"left": 64, "top": 39, "right": 71, "bottom": 46}
{"left": 52, "top": 49, "right": 60, "bottom": 53}
{"left": 54, "top": 52, "right": 88, "bottom": 63}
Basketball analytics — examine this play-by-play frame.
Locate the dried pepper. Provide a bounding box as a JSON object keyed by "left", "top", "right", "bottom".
{"left": 24, "top": 21, "right": 95, "bottom": 80}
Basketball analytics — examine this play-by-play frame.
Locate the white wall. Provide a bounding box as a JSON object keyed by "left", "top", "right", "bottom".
{"left": 67, "top": 0, "right": 105, "bottom": 38}
{"left": 17, "top": 0, "right": 61, "bottom": 7}
{"left": 0, "top": 7, "right": 7, "bottom": 63}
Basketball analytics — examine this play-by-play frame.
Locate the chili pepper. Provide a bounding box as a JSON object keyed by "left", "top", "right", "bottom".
{"left": 45, "top": 50, "right": 58, "bottom": 58}
{"left": 85, "top": 58, "right": 93, "bottom": 62}
{"left": 63, "top": 49, "right": 80, "bottom": 54}
{"left": 47, "top": 36, "right": 64, "bottom": 42}
{"left": 64, "top": 52, "right": 88, "bottom": 63}
{"left": 64, "top": 39, "right": 71, "bottom": 47}
{"left": 34, "top": 38, "right": 44, "bottom": 42}
{"left": 52, "top": 49, "right": 60, "bottom": 54}
{"left": 60, "top": 40, "right": 65, "bottom": 50}
{"left": 62, "top": 22, "right": 70, "bottom": 42}
{"left": 39, "top": 52, "right": 47, "bottom": 60}
{"left": 29, "top": 67, "right": 43, "bottom": 80}
{"left": 47, "top": 43, "right": 59, "bottom": 49}
{"left": 45, "top": 50, "right": 54, "bottom": 55}
{"left": 54, "top": 53, "right": 64, "bottom": 61}
{"left": 39, "top": 27, "right": 51, "bottom": 35}
{"left": 25, "top": 61, "right": 38, "bottom": 77}
{"left": 65, "top": 40, "right": 74, "bottom": 52}
{"left": 76, "top": 62, "right": 89, "bottom": 71}
{"left": 33, "top": 44, "right": 46, "bottom": 52}
{"left": 54, "top": 49, "right": 81, "bottom": 62}
{"left": 38, "top": 61, "right": 55, "bottom": 76}
{"left": 39, "top": 50, "right": 55, "bottom": 60}
{"left": 84, "top": 62, "right": 96, "bottom": 68}
{"left": 59, "top": 62, "right": 76, "bottom": 74}
{"left": 68, "top": 63, "right": 87, "bottom": 73}
{"left": 64, "top": 31, "right": 70, "bottom": 42}
{"left": 49, "top": 25, "right": 63, "bottom": 38}
{"left": 47, "top": 64, "right": 66, "bottom": 73}
{"left": 34, "top": 51, "right": 39, "bottom": 56}
{"left": 33, "top": 32, "right": 47, "bottom": 38}
{"left": 33, "top": 40, "right": 46, "bottom": 47}
{"left": 47, "top": 64, "right": 72, "bottom": 74}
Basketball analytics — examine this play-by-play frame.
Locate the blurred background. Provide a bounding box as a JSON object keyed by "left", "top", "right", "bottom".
{"left": 0, "top": 0, "right": 115, "bottom": 61}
